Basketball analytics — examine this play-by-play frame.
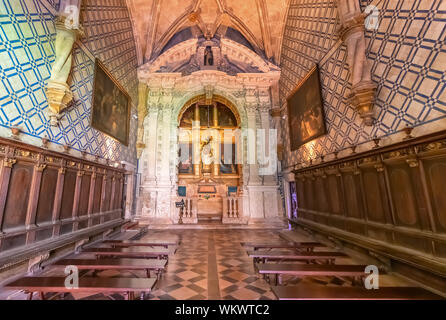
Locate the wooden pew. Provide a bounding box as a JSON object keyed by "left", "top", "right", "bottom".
{"left": 257, "top": 263, "right": 374, "bottom": 285}
{"left": 248, "top": 251, "right": 348, "bottom": 266}
{"left": 271, "top": 284, "right": 444, "bottom": 300}
{"left": 104, "top": 239, "right": 180, "bottom": 249}
{"left": 5, "top": 277, "right": 156, "bottom": 300}
{"left": 52, "top": 259, "right": 167, "bottom": 280}
{"left": 241, "top": 241, "right": 325, "bottom": 252}
{"left": 82, "top": 247, "right": 170, "bottom": 260}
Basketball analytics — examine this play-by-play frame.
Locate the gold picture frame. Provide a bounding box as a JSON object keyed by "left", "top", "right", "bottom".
{"left": 287, "top": 64, "right": 326, "bottom": 151}
{"left": 91, "top": 58, "right": 131, "bottom": 146}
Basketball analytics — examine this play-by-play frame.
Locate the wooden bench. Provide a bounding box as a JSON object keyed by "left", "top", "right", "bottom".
{"left": 271, "top": 284, "right": 444, "bottom": 300}
{"left": 82, "top": 247, "right": 170, "bottom": 260}
{"left": 5, "top": 277, "right": 156, "bottom": 300}
{"left": 52, "top": 258, "right": 167, "bottom": 279}
{"left": 121, "top": 221, "right": 139, "bottom": 231}
{"left": 257, "top": 263, "right": 375, "bottom": 285}
{"left": 104, "top": 239, "right": 180, "bottom": 249}
{"left": 248, "top": 251, "right": 348, "bottom": 267}
{"left": 241, "top": 241, "right": 325, "bottom": 252}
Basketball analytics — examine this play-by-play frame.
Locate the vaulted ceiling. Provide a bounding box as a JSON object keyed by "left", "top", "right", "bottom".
{"left": 126, "top": 0, "right": 289, "bottom": 65}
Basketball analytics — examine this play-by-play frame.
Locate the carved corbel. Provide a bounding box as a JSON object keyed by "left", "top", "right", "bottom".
{"left": 28, "top": 252, "right": 50, "bottom": 273}
{"left": 46, "top": 13, "right": 85, "bottom": 127}
{"left": 204, "top": 84, "right": 214, "bottom": 104}
{"left": 406, "top": 157, "right": 419, "bottom": 168}
{"left": 337, "top": 0, "right": 377, "bottom": 126}
{"left": 75, "top": 238, "right": 89, "bottom": 253}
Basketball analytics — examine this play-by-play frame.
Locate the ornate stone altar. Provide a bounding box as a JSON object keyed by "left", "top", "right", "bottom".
{"left": 135, "top": 35, "right": 284, "bottom": 227}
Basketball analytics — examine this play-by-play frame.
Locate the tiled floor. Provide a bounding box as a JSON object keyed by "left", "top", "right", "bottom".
{"left": 0, "top": 229, "right": 412, "bottom": 300}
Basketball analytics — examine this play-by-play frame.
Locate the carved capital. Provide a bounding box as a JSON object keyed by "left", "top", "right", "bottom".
{"left": 2, "top": 158, "right": 16, "bottom": 168}
{"left": 35, "top": 163, "right": 47, "bottom": 172}
{"left": 406, "top": 157, "right": 419, "bottom": 168}
{"left": 77, "top": 170, "right": 85, "bottom": 177}
{"left": 59, "top": 167, "right": 66, "bottom": 175}
{"left": 374, "top": 163, "right": 385, "bottom": 173}
{"left": 339, "top": 15, "right": 365, "bottom": 41}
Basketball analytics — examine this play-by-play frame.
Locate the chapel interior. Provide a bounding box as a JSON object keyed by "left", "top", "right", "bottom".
{"left": 0, "top": 0, "right": 445, "bottom": 301}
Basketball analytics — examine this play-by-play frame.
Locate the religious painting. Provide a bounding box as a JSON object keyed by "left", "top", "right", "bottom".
{"left": 220, "top": 144, "right": 238, "bottom": 174}
{"left": 180, "top": 107, "right": 194, "bottom": 127}
{"left": 199, "top": 105, "right": 211, "bottom": 127}
{"left": 91, "top": 59, "right": 131, "bottom": 146}
{"left": 287, "top": 65, "right": 326, "bottom": 151}
{"left": 218, "top": 104, "right": 237, "bottom": 127}
{"left": 179, "top": 143, "right": 194, "bottom": 174}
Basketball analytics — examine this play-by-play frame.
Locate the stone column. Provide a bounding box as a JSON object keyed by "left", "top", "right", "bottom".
{"left": 245, "top": 101, "right": 261, "bottom": 186}
{"left": 337, "top": 0, "right": 376, "bottom": 126}
{"left": 258, "top": 105, "right": 277, "bottom": 185}
{"left": 193, "top": 104, "right": 201, "bottom": 177}
{"left": 141, "top": 89, "right": 160, "bottom": 185}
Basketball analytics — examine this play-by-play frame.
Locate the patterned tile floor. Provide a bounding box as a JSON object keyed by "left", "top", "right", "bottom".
{"left": 0, "top": 229, "right": 412, "bottom": 300}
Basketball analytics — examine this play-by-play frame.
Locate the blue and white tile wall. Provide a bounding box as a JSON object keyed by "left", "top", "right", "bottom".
{"left": 280, "top": 0, "right": 446, "bottom": 168}
{"left": 0, "top": 0, "right": 138, "bottom": 164}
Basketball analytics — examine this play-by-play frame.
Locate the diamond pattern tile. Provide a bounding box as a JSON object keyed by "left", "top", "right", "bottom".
{"left": 280, "top": 0, "right": 446, "bottom": 167}
{"left": 0, "top": 0, "right": 138, "bottom": 164}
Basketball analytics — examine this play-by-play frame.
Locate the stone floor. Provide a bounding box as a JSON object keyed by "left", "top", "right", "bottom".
{"left": 0, "top": 228, "right": 413, "bottom": 300}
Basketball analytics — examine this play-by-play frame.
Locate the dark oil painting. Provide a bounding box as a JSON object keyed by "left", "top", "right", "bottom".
{"left": 287, "top": 65, "right": 326, "bottom": 151}
{"left": 91, "top": 59, "right": 130, "bottom": 146}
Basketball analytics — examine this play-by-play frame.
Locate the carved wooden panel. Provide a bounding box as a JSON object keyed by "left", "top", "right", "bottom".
{"left": 424, "top": 159, "right": 446, "bottom": 232}
{"left": 2, "top": 163, "right": 33, "bottom": 231}
{"left": 362, "top": 169, "right": 386, "bottom": 223}
{"left": 78, "top": 174, "right": 91, "bottom": 216}
{"left": 388, "top": 165, "right": 419, "bottom": 227}
{"left": 60, "top": 170, "right": 77, "bottom": 220}
{"left": 304, "top": 179, "right": 314, "bottom": 211}
{"left": 343, "top": 173, "right": 361, "bottom": 218}
{"left": 315, "top": 177, "right": 329, "bottom": 213}
{"left": 93, "top": 174, "right": 103, "bottom": 214}
{"left": 35, "top": 167, "right": 58, "bottom": 225}
{"left": 296, "top": 179, "right": 306, "bottom": 209}
{"left": 327, "top": 175, "right": 341, "bottom": 215}
{"left": 103, "top": 177, "right": 112, "bottom": 212}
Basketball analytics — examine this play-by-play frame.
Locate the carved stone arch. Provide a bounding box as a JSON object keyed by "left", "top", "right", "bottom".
{"left": 177, "top": 94, "right": 242, "bottom": 127}
{"left": 173, "top": 91, "right": 247, "bottom": 128}
{"left": 143, "top": 37, "right": 276, "bottom": 74}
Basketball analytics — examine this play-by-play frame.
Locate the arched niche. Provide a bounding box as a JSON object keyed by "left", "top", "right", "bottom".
{"left": 177, "top": 95, "right": 242, "bottom": 128}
